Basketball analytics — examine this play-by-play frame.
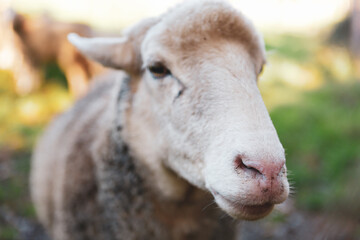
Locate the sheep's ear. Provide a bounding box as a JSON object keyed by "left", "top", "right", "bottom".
{"left": 68, "top": 18, "right": 159, "bottom": 74}
{"left": 68, "top": 33, "right": 137, "bottom": 72}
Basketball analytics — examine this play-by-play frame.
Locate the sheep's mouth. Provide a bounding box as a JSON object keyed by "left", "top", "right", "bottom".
{"left": 210, "top": 189, "right": 274, "bottom": 220}
{"left": 233, "top": 202, "right": 274, "bottom": 219}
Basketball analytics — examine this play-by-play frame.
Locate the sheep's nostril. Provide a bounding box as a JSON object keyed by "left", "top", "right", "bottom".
{"left": 246, "top": 166, "right": 262, "bottom": 175}
{"left": 234, "top": 156, "right": 245, "bottom": 170}
{"left": 234, "top": 154, "right": 286, "bottom": 182}
{"left": 235, "top": 156, "right": 262, "bottom": 176}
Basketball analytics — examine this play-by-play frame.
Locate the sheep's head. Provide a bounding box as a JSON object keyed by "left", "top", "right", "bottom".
{"left": 69, "top": 0, "right": 289, "bottom": 220}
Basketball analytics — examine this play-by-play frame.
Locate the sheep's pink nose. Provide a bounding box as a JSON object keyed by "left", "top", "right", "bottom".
{"left": 234, "top": 155, "right": 285, "bottom": 188}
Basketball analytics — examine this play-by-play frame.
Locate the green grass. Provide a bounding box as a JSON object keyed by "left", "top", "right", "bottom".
{"left": 0, "top": 151, "right": 36, "bottom": 218}
{"left": 265, "top": 34, "right": 317, "bottom": 63}
{"left": 42, "top": 62, "right": 68, "bottom": 88}
{"left": 0, "top": 225, "right": 18, "bottom": 240}
{"left": 270, "top": 82, "right": 360, "bottom": 214}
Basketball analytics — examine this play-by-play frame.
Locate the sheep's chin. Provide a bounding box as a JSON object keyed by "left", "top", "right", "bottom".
{"left": 212, "top": 192, "right": 274, "bottom": 220}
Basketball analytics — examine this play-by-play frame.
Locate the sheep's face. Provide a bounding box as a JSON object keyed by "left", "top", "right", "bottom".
{"left": 69, "top": 0, "right": 289, "bottom": 220}
{"left": 139, "top": 27, "right": 289, "bottom": 220}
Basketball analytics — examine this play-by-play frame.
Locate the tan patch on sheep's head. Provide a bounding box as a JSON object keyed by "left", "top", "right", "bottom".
{"left": 145, "top": 0, "right": 266, "bottom": 74}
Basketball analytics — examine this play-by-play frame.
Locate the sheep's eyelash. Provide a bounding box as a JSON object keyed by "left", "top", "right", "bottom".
{"left": 142, "top": 57, "right": 170, "bottom": 69}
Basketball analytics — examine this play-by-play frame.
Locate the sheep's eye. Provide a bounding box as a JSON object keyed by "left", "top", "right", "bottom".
{"left": 148, "top": 64, "right": 170, "bottom": 79}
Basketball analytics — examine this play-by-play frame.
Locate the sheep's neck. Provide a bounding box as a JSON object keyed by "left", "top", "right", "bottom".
{"left": 97, "top": 138, "right": 236, "bottom": 240}
{"left": 97, "top": 77, "right": 237, "bottom": 239}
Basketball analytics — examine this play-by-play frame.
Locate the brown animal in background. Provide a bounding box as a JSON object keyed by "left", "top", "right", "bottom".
{"left": 0, "top": 9, "right": 41, "bottom": 94}
{"left": 7, "top": 12, "right": 104, "bottom": 96}
{"left": 31, "top": 1, "right": 289, "bottom": 239}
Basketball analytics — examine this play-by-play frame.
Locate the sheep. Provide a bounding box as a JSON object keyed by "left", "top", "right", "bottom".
{"left": 31, "top": 1, "right": 289, "bottom": 239}
{"left": 3, "top": 11, "right": 104, "bottom": 96}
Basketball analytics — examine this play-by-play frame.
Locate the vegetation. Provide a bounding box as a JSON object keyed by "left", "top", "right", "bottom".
{"left": 261, "top": 34, "right": 360, "bottom": 217}
{"left": 0, "top": 66, "right": 72, "bottom": 151}
{"left": 271, "top": 82, "right": 360, "bottom": 215}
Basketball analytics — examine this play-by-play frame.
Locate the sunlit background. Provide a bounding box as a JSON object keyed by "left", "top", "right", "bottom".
{"left": 0, "top": 0, "right": 359, "bottom": 239}
{"left": 9, "top": 0, "right": 351, "bottom": 32}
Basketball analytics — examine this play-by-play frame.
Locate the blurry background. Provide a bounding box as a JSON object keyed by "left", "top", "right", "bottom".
{"left": 0, "top": 0, "right": 359, "bottom": 239}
